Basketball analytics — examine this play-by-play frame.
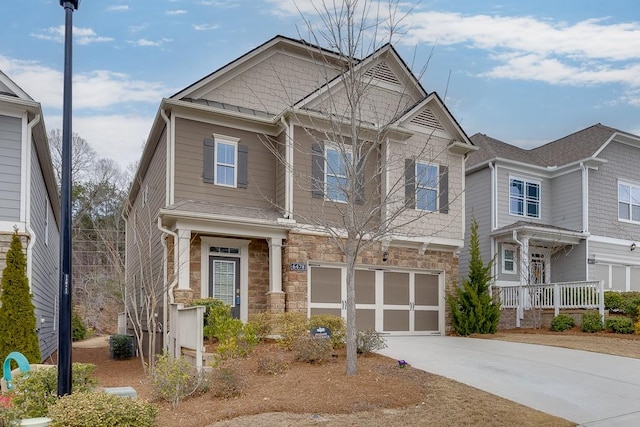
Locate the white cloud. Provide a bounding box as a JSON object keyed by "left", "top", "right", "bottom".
{"left": 106, "top": 5, "right": 129, "bottom": 12}
{"left": 129, "top": 24, "right": 148, "bottom": 34}
{"left": 0, "top": 55, "right": 168, "bottom": 110}
{"left": 166, "top": 9, "right": 187, "bottom": 15}
{"left": 128, "top": 38, "right": 173, "bottom": 47}
{"left": 192, "top": 24, "right": 219, "bottom": 31}
{"left": 200, "top": 1, "right": 240, "bottom": 7}
{"left": 47, "top": 114, "right": 154, "bottom": 170}
{"left": 31, "top": 26, "right": 114, "bottom": 45}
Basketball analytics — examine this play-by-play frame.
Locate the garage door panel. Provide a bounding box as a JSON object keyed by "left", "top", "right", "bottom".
{"left": 415, "top": 310, "right": 439, "bottom": 331}
{"left": 383, "top": 310, "right": 409, "bottom": 331}
{"left": 310, "top": 267, "right": 342, "bottom": 303}
{"left": 415, "top": 274, "right": 438, "bottom": 306}
{"left": 383, "top": 272, "right": 409, "bottom": 305}
{"left": 355, "top": 270, "right": 375, "bottom": 304}
{"left": 310, "top": 307, "right": 342, "bottom": 318}
{"left": 356, "top": 309, "right": 375, "bottom": 330}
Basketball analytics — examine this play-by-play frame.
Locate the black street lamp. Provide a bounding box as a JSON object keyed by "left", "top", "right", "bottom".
{"left": 58, "top": 0, "right": 79, "bottom": 397}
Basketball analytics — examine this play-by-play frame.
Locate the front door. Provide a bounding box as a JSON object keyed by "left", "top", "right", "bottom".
{"left": 209, "top": 257, "right": 241, "bottom": 318}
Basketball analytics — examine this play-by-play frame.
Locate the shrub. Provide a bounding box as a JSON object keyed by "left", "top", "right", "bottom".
{"left": 0, "top": 404, "right": 17, "bottom": 427}
{"left": 109, "top": 334, "right": 135, "bottom": 359}
{"left": 308, "top": 314, "right": 345, "bottom": 349}
{"left": 248, "top": 311, "right": 273, "bottom": 340}
{"left": 72, "top": 308, "right": 88, "bottom": 342}
{"left": 620, "top": 295, "right": 640, "bottom": 319}
{"left": 189, "top": 298, "right": 232, "bottom": 342}
{"left": 604, "top": 291, "right": 624, "bottom": 312}
{"left": 150, "top": 353, "right": 208, "bottom": 409}
{"left": 273, "top": 312, "right": 308, "bottom": 350}
{"left": 581, "top": 312, "right": 603, "bottom": 333}
{"left": 10, "top": 363, "right": 96, "bottom": 419}
{"left": 48, "top": 391, "right": 157, "bottom": 427}
{"left": 356, "top": 330, "right": 387, "bottom": 355}
{"left": 550, "top": 314, "right": 575, "bottom": 332}
{"left": 0, "top": 230, "right": 41, "bottom": 365}
{"left": 210, "top": 364, "right": 247, "bottom": 399}
{"left": 256, "top": 353, "right": 289, "bottom": 375}
{"left": 294, "top": 336, "right": 333, "bottom": 364}
{"left": 605, "top": 316, "right": 634, "bottom": 334}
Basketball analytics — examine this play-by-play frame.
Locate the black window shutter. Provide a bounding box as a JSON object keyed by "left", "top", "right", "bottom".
{"left": 405, "top": 159, "right": 415, "bottom": 209}
{"left": 238, "top": 144, "right": 248, "bottom": 188}
{"left": 203, "top": 137, "right": 215, "bottom": 183}
{"left": 311, "top": 143, "right": 324, "bottom": 198}
{"left": 355, "top": 155, "right": 365, "bottom": 205}
{"left": 439, "top": 165, "right": 449, "bottom": 214}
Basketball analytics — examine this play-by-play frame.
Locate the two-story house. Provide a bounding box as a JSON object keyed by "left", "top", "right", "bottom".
{"left": 463, "top": 124, "right": 640, "bottom": 295}
{"left": 0, "top": 70, "right": 60, "bottom": 360}
{"left": 125, "top": 35, "right": 476, "bottom": 349}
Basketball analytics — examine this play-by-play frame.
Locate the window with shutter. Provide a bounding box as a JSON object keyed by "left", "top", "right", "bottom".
{"left": 203, "top": 135, "right": 247, "bottom": 188}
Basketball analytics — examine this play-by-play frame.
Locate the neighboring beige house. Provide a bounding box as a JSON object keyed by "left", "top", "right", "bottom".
{"left": 124, "top": 35, "right": 476, "bottom": 347}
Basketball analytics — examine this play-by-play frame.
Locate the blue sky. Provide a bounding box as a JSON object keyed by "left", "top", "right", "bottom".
{"left": 2, "top": 0, "right": 640, "bottom": 170}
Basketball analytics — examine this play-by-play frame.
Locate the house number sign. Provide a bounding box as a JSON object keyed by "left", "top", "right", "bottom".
{"left": 289, "top": 262, "right": 307, "bottom": 272}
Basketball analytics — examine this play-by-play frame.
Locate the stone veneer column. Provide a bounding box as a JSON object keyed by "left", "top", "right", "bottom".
{"left": 173, "top": 288, "right": 194, "bottom": 304}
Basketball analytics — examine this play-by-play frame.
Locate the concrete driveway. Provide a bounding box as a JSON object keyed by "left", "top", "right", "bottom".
{"left": 378, "top": 336, "right": 640, "bottom": 426}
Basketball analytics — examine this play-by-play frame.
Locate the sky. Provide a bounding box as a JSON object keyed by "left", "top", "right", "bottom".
{"left": 2, "top": 0, "right": 640, "bottom": 171}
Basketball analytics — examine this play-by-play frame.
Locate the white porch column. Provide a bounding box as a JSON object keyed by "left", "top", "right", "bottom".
{"left": 269, "top": 237, "right": 283, "bottom": 292}
{"left": 177, "top": 228, "right": 191, "bottom": 289}
{"left": 520, "top": 236, "right": 529, "bottom": 286}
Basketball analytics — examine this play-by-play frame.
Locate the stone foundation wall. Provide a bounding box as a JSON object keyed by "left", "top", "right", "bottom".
{"left": 499, "top": 308, "right": 601, "bottom": 329}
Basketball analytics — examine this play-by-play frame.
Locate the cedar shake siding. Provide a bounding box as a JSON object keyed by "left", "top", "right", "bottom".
{"left": 173, "top": 118, "right": 278, "bottom": 211}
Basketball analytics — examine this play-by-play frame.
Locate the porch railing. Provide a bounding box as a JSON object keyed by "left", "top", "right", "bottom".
{"left": 168, "top": 304, "right": 205, "bottom": 371}
{"left": 496, "top": 280, "right": 605, "bottom": 327}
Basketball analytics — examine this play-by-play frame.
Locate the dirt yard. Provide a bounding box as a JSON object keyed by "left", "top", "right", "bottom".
{"left": 68, "top": 329, "right": 640, "bottom": 427}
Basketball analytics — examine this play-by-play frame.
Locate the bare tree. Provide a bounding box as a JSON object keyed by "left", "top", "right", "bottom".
{"left": 268, "top": 0, "right": 460, "bottom": 375}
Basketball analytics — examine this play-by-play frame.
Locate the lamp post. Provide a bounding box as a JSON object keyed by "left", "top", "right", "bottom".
{"left": 58, "top": 0, "right": 79, "bottom": 397}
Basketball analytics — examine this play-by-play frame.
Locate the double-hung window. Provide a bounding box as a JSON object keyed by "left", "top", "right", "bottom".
{"left": 325, "top": 144, "right": 351, "bottom": 203}
{"left": 502, "top": 247, "right": 515, "bottom": 274}
{"left": 509, "top": 177, "right": 540, "bottom": 218}
{"left": 618, "top": 182, "right": 640, "bottom": 222}
{"left": 215, "top": 139, "right": 237, "bottom": 187}
{"left": 416, "top": 162, "right": 438, "bottom": 212}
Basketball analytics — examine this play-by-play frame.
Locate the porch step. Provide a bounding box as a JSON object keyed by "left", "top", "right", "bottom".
{"left": 182, "top": 348, "right": 216, "bottom": 370}
{"left": 103, "top": 386, "right": 137, "bottom": 399}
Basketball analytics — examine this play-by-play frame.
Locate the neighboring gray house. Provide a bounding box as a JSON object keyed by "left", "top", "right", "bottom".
{"left": 463, "top": 123, "right": 640, "bottom": 292}
{"left": 125, "top": 35, "right": 476, "bottom": 348}
{"left": 0, "top": 70, "right": 60, "bottom": 360}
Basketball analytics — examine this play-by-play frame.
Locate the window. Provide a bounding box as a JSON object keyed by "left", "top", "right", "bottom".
{"left": 509, "top": 178, "right": 540, "bottom": 218}
{"left": 215, "top": 140, "right": 237, "bottom": 187}
{"left": 325, "top": 144, "right": 351, "bottom": 202}
{"left": 213, "top": 260, "right": 236, "bottom": 306}
{"left": 415, "top": 162, "right": 438, "bottom": 211}
{"left": 502, "top": 247, "right": 515, "bottom": 274}
{"left": 618, "top": 182, "right": 640, "bottom": 222}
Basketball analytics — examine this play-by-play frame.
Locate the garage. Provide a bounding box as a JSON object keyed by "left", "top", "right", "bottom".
{"left": 308, "top": 264, "right": 444, "bottom": 335}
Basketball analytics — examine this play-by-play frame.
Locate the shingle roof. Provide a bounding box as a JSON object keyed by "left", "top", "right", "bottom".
{"left": 468, "top": 123, "right": 621, "bottom": 169}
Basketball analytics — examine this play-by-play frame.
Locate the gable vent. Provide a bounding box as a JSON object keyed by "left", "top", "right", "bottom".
{"left": 410, "top": 109, "right": 445, "bottom": 131}
{"left": 364, "top": 62, "right": 401, "bottom": 86}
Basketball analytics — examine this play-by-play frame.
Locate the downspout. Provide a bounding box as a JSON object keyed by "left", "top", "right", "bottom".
{"left": 158, "top": 216, "right": 178, "bottom": 351}
{"left": 279, "top": 116, "right": 291, "bottom": 218}
{"left": 160, "top": 108, "right": 172, "bottom": 206}
{"left": 488, "top": 162, "right": 497, "bottom": 280}
{"left": 25, "top": 114, "right": 41, "bottom": 291}
{"left": 580, "top": 161, "right": 589, "bottom": 281}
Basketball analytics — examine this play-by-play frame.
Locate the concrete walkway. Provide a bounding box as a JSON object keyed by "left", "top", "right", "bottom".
{"left": 378, "top": 336, "right": 640, "bottom": 426}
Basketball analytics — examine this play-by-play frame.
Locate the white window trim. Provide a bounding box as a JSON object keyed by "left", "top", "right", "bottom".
{"left": 617, "top": 180, "right": 640, "bottom": 224}
{"left": 502, "top": 247, "right": 516, "bottom": 275}
{"left": 324, "top": 142, "right": 352, "bottom": 203}
{"left": 415, "top": 161, "right": 439, "bottom": 212}
{"left": 509, "top": 176, "right": 541, "bottom": 219}
{"left": 213, "top": 134, "right": 239, "bottom": 188}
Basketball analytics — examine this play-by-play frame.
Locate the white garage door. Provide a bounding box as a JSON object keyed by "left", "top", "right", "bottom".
{"left": 308, "top": 265, "right": 444, "bottom": 335}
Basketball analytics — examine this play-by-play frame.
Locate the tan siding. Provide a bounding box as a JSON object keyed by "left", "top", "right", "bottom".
{"left": 173, "top": 118, "right": 279, "bottom": 211}
{"left": 201, "top": 52, "right": 341, "bottom": 114}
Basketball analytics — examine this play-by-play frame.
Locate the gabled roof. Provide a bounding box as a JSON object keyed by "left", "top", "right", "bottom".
{"left": 468, "top": 123, "right": 636, "bottom": 171}
{"left": 0, "top": 70, "right": 33, "bottom": 101}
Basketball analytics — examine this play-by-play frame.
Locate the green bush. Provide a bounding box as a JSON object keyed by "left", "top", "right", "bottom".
{"left": 210, "top": 364, "right": 247, "bottom": 399}
{"left": 581, "top": 312, "right": 604, "bottom": 333}
{"left": 189, "top": 298, "right": 230, "bottom": 341}
{"left": 109, "top": 334, "right": 134, "bottom": 359}
{"left": 248, "top": 311, "right": 273, "bottom": 340}
{"left": 0, "top": 230, "right": 41, "bottom": 365}
{"left": 620, "top": 295, "right": 640, "bottom": 319}
{"left": 273, "top": 312, "right": 308, "bottom": 350}
{"left": 10, "top": 363, "right": 97, "bottom": 419}
{"left": 308, "top": 314, "right": 345, "bottom": 349}
{"left": 150, "top": 353, "right": 208, "bottom": 409}
{"left": 604, "top": 291, "right": 624, "bottom": 311}
{"left": 550, "top": 314, "right": 575, "bottom": 332}
{"left": 72, "top": 308, "right": 88, "bottom": 342}
{"left": 294, "top": 336, "right": 333, "bottom": 364}
{"left": 605, "top": 316, "right": 634, "bottom": 334}
{"left": 356, "top": 330, "right": 387, "bottom": 355}
{"left": 48, "top": 391, "right": 157, "bottom": 427}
